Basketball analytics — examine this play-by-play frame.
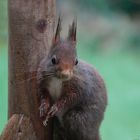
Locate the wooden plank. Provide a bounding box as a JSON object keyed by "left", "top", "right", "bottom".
{"left": 6, "top": 0, "right": 56, "bottom": 139}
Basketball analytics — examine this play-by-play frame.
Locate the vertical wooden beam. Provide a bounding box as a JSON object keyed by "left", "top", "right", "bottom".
{"left": 7, "top": 0, "right": 56, "bottom": 139}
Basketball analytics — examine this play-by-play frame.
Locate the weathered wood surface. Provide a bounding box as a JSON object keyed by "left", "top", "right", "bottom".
{"left": 1, "top": 0, "right": 56, "bottom": 139}
{"left": 0, "top": 114, "right": 37, "bottom": 140}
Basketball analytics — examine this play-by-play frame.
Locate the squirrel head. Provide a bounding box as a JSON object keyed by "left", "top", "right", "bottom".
{"left": 47, "top": 17, "right": 78, "bottom": 81}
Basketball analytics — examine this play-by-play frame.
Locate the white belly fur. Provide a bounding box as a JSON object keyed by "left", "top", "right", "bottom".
{"left": 48, "top": 77, "right": 65, "bottom": 124}
{"left": 48, "top": 77, "right": 62, "bottom": 101}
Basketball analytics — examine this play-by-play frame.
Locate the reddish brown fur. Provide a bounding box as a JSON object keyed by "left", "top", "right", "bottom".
{"left": 37, "top": 17, "right": 107, "bottom": 140}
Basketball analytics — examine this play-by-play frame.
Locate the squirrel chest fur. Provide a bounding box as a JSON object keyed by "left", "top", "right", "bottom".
{"left": 48, "top": 77, "right": 62, "bottom": 101}
{"left": 37, "top": 17, "right": 107, "bottom": 140}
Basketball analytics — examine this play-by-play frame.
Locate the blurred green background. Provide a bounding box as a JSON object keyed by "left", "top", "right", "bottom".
{"left": 0, "top": 0, "right": 140, "bottom": 139}
{"left": 0, "top": 0, "right": 8, "bottom": 134}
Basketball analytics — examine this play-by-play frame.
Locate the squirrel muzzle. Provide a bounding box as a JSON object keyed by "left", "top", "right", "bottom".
{"left": 57, "top": 69, "right": 73, "bottom": 81}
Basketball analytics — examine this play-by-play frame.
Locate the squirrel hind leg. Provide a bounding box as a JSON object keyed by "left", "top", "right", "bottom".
{"left": 53, "top": 116, "right": 66, "bottom": 140}
{"left": 63, "top": 110, "right": 101, "bottom": 140}
{"left": 94, "top": 133, "right": 101, "bottom": 140}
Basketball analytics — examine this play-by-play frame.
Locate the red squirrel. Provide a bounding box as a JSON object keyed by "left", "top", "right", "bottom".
{"left": 37, "top": 16, "right": 107, "bottom": 140}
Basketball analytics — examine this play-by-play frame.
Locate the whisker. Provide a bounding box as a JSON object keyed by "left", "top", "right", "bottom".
{"left": 43, "top": 73, "right": 55, "bottom": 77}
{"left": 13, "top": 73, "right": 55, "bottom": 85}
{"left": 14, "top": 70, "right": 55, "bottom": 77}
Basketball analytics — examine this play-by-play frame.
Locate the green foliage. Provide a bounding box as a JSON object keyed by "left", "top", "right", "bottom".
{"left": 72, "top": 0, "right": 110, "bottom": 13}
{"left": 108, "top": 0, "right": 140, "bottom": 15}
{"left": 69, "top": 0, "right": 140, "bottom": 15}
{"left": 0, "top": 0, "right": 8, "bottom": 42}
{"left": 0, "top": 46, "right": 8, "bottom": 133}
{"left": 127, "top": 32, "right": 140, "bottom": 51}
{"left": 0, "top": 1, "right": 8, "bottom": 132}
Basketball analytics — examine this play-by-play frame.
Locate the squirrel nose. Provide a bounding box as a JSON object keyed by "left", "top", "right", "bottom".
{"left": 60, "top": 70, "right": 72, "bottom": 79}
{"left": 61, "top": 69, "right": 71, "bottom": 75}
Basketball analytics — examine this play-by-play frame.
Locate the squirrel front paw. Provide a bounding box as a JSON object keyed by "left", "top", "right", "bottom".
{"left": 39, "top": 100, "right": 50, "bottom": 118}
{"left": 42, "top": 104, "right": 58, "bottom": 127}
{"left": 47, "top": 104, "right": 58, "bottom": 118}
{"left": 43, "top": 117, "right": 49, "bottom": 126}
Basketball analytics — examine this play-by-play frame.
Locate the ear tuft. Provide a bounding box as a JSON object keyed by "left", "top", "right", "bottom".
{"left": 68, "top": 18, "right": 77, "bottom": 43}
{"left": 53, "top": 15, "right": 62, "bottom": 44}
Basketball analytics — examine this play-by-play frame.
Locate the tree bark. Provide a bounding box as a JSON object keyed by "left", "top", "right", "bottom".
{"left": 1, "top": 0, "right": 56, "bottom": 139}
{"left": 0, "top": 114, "right": 37, "bottom": 140}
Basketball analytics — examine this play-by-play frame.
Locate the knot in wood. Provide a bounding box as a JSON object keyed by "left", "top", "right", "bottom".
{"left": 36, "top": 19, "right": 47, "bottom": 33}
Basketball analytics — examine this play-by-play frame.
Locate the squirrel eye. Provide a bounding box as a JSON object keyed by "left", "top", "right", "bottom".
{"left": 75, "top": 59, "right": 78, "bottom": 65}
{"left": 51, "top": 55, "right": 57, "bottom": 65}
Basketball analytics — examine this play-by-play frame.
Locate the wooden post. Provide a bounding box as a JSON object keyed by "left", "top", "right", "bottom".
{"left": 1, "top": 0, "right": 56, "bottom": 139}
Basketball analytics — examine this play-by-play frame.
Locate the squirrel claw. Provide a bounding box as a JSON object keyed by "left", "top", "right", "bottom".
{"left": 39, "top": 102, "right": 49, "bottom": 118}
{"left": 39, "top": 108, "right": 44, "bottom": 117}
{"left": 43, "top": 117, "right": 48, "bottom": 126}
{"left": 47, "top": 104, "right": 58, "bottom": 118}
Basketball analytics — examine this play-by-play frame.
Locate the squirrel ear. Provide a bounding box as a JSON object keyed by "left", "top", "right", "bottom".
{"left": 68, "top": 18, "right": 77, "bottom": 43}
{"left": 53, "top": 15, "right": 62, "bottom": 44}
